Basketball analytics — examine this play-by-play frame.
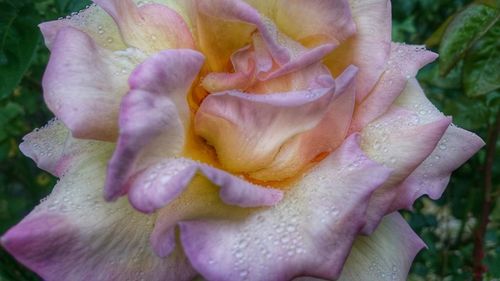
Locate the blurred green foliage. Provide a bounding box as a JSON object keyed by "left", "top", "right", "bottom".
{"left": 0, "top": 0, "right": 498, "bottom": 280}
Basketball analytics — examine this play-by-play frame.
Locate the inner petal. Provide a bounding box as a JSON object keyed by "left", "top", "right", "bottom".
{"left": 190, "top": 0, "right": 356, "bottom": 183}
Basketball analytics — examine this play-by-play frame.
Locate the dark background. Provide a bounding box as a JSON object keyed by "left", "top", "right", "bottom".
{"left": 0, "top": 0, "right": 498, "bottom": 280}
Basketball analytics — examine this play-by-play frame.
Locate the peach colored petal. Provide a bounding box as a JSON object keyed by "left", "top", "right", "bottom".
{"left": 325, "top": 0, "right": 392, "bottom": 102}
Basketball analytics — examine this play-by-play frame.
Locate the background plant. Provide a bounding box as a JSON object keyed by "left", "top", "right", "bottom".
{"left": 0, "top": 0, "right": 498, "bottom": 280}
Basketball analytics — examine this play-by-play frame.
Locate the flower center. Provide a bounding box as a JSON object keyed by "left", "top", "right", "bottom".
{"left": 184, "top": 30, "right": 338, "bottom": 187}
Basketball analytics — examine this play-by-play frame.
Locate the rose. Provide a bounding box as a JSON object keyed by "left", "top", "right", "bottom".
{"left": 1, "top": 0, "right": 484, "bottom": 280}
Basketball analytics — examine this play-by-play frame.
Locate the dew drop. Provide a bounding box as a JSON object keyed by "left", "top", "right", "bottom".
{"left": 280, "top": 236, "right": 290, "bottom": 244}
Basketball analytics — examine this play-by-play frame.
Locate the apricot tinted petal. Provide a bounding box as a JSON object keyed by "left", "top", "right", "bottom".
{"left": 249, "top": 66, "right": 357, "bottom": 181}
{"left": 245, "top": 0, "right": 356, "bottom": 46}
{"left": 325, "top": 0, "right": 392, "bottom": 102}
{"left": 194, "top": 83, "right": 336, "bottom": 175}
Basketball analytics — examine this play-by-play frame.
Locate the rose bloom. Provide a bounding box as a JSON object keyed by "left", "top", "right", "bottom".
{"left": 2, "top": 0, "right": 484, "bottom": 280}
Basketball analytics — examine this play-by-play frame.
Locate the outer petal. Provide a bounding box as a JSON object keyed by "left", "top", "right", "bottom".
{"left": 42, "top": 26, "right": 146, "bottom": 141}
{"left": 194, "top": 76, "right": 336, "bottom": 175}
{"left": 249, "top": 66, "right": 357, "bottom": 181}
{"left": 93, "top": 0, "right": 195, "bottom": 53}
{"left": 39, "top": 0, "right": 194, "bottom": 52}
{"left": 294, "top": 213, "right": 425, "bottom": 281}
{"left": 389, "top": 79, "right": 485, "bottom": 210}
{"left": 39, "top": 3, "right": 127, "bottom": 50}
{"left": 360, "top": 107, "right": 452, "bottom": 233}
{"left": 19, "top": 119, "right": 71, "bottom": 177}
{"left": 349, "top": 43, "right": 438, "bottom": 132}
{"left": 325, "top": 0, "right": 392, "bottom": 102}
{"left": 105, "top": 49, "right": 204, "bottom": 200}
{"left": 337, "top": 213, "right": 425, "bottom": 281}
{"left": 2, "top": 139, "right": 196, "bottom": 281}
{"left": 294, "top": 214, "right": 425, "bottom": 281}
{"left": 179, "top": 135, "right": 392, "bottom": 281}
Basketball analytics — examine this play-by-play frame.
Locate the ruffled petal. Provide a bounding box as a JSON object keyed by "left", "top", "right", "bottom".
{"left": 349, "top": 43, "right": 438, "bottom": 132}
{"left": 249, "top": 66, "right": 357, "bottom": 181}
{"left": 42, "top": 26, "right": 146, "bottom": 141}
{"left": 136, "top": 169, "right": 281, "bottom": 259}
{"left": 179, "top": 135, "right": 392, "bottom": 281}
{"left": 194, "top": 76, "right": 336, "bottom": 176}
{"left": 93, "top": 0, "right": 195, "bottom": 53}
{"left": 325, "top": 0, "right": 392, "bottom": 102}
{"left": 360, "top": 107, "right": 452, "bottom": 233}
{"left": 201, "top": 44, "right": 257, "bottom": 93}
{"left": 105, "top": 49, "right": 204, "bottom": 200}
{"left": 245, "top": 0, "right": 356, "bottom": 47}
{"left": 128, "top": 158, "right": 283, "bottom": 214}
{"left": 202, "top": 33, "right": 334, "bottom": 96}
{"left": 388, "top": 79, "right": 485, "bottom": 210}
{"left": 3, "top": 139, "right": 196, "bottom": 281}
{"left": 196, "top": 0, "right": 336, "bottom": 71}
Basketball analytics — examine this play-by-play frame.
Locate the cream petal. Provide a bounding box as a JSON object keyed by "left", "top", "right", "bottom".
{"left": 42, "top": 27, "right": 146, "bottom": 141}
{"left": 349, "top": 43, "right": 438, "bottom": 132}
{"left": 179, "top": 135, "right": 392, "bottom": 281}
{"left": 360, "top": 106, "right": 451, "bottom": 233}
{"left": 293, "top": 214, "right": 426, "bottom": 281}
{"left": 3, "top": 133, "right": 196, "bottom": 281}
{"left": 388, "top": 79, "right": 485, "bottom": 211}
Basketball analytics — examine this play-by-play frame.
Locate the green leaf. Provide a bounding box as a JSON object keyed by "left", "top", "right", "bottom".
{"left": 55, "top": 0, "right": 72, "bottom": 12}
{"left": 463, "top": 20, "right": 500, "bottom": 97}
{"left": 0, "top": 3, "right": 41, "bottom": 100}
{"left": 0, "top": 102, "right": 25, "bottom": 121}
{"left": 439, "top": 3, "right": 499, "bottom": 76}
{"left": 55, "top": 0, "right": 91, "bottom": 13}
{"left": 425, "top": 13, "right": 456, "bottom": 48}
